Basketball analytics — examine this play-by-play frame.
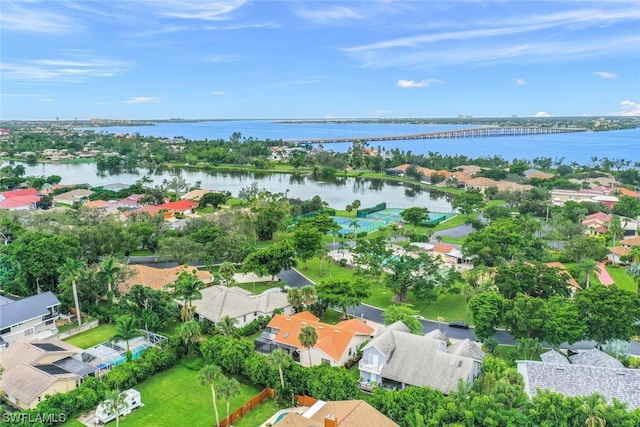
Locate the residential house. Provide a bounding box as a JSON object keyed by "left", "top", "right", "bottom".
{"left": 52, "top": 189, "right": 94, "bottom": 206}
{"left": 0, "top": 188, "right": 40, "bottom": 201}
{"left": 117, "top": 194, "right": 144, "bottom": 208}
{"left": 582, "top": 211, "right": 612, "bottom": 235}
{"left": 0, "top": 291, "right": 61, "bottom": 346}
{"left": 156, "top": 200, "right": 198, "bottom": 218}
{"left": 118, "top": 265, "right": 213, "bottom": 294}
{"left": 590, "top": 194, "right": 619, "bottom": 210}
{"left": 278, "top": 399, "right": 398, "bottom": 427}
{"left": 0, "top": 195, "right": 41, "bottom": 211}
{"left": 431, "top": 242, "right": 473, "bottom": 268}
{"left": 178, "top": 285, "right": 293, "bottom": 328}
{"left": 524, "top": 169, "right": 554, "bottom": 180}
{"left": 465, "top": 177, "right": 531, "bottom": 194}
{"left": 620, "top": 236, "right": 640, "bottom": 248}
{"left": 255, "top": 312, "right": 374, "bottom": 367}
{"left": 182, "top": 189, "right": 218, "bottom": 202}
{"left": 518, "top": 349, "right": 640, "bottom": 410}
{"left": 122, "top": 205, "right": 165, "bottom": 218}
{"left": 385, "top": 168, "right": 404, "bottom": 177}
{"left": 550, "top": 189, "right": 608, "bottom": 206}
{"left": 359, "top": 321, "right": 485, "bottom": 394}
{"left": 544, "top": 262, "right": 581, "bottom": 294}
{"left": 0, "top": 339, "right": 97, "bottom": 409}
{"left": 614, "top": 187, "right": 640, "bottom": 199}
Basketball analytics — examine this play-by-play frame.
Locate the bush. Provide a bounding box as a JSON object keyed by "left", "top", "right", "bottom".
{"left": 356, "top": 231, "right": 368, "bottom": 238}
{"left": 339, "top": 259, "right": 348, "bottom": 267}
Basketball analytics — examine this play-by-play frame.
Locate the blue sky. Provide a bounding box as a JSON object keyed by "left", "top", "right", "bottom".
{"left": 1, "top": 1, "right": 639, "bottom": 120}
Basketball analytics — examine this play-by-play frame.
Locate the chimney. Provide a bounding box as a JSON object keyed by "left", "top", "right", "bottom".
{"left": 324, "top": 414, "right": 337, "bottom": 427}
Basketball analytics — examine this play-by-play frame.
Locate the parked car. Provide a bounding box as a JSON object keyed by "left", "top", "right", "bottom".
{"left": 448, "top": 320, "right": 470, "bottom": 329}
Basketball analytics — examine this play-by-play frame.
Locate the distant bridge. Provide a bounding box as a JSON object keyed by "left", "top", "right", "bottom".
{"left": 287, "top": 126, "right": 587, "bottom": 144}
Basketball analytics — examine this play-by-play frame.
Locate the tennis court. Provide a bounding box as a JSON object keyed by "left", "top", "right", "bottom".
{"left": 365, "top": 208, "right": 456, "bottom": 225}
{"left": 331, "top": 216, "right": 386, "bottom": 235}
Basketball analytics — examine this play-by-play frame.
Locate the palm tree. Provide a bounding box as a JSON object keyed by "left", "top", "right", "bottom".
{"left": 349, "top": 219, "right": 360, "bottom": 241}
{"left": 198, "top": 364, "right": 223, "bottom": 427}
{"left": 628, "top": 246, "right": 640, "bottom": 264}
{"left": 103, "top": 389, "right": 127, "bottom": 427}
{"left": 98, "top": 257, "right": 123, "bottom": 305}
{"left": 351, "top": 199, "right": 361, "bottom": 213}
{"left": 267, "top": 348, "right": 292, "bottom": 390}
{"left": 218, "top": 376, "right": 241, "bottom": 423}
{"left": 170, "top": 268, "right": 204, "bottom": 322}
{"left": 112, "top": 315, "right": 142, "bottom": 362}
{"left": 178, "top": 320, "right": 201, "bottom": 356}
{"left": 300, "top": 285, "right": 317, "bottom": 309}
{"left": 516, "top": 338, "right": 543, "bottom": 361}
{"left": 287, "top": 288, "right": 304, "bottom": 313}
{"left": 217, "top": 315, "right": 238, "bottom": 336}
{"left": 577, "top": 258, "right": 601, "bottom": 289}
{"left": 298, "top": 325, "right": 318, "bottom": 367}
{"left": 218, "top": 262, "right": 237, "bottom": 287}
{"left": 58, "top": 258, "right": 86, "bottom": 327}
{"left": 581, "top": 394, "right": 607, "bottom": 427}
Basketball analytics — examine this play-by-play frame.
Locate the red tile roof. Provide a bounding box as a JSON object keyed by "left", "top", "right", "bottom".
{"left": 122, "top": 205, "right": 164, "bottom": 217}
{"left": 433, "top": 242, "right": 455, "bottom": 255}
{"left": 1, "top": 188, "right": 39, "bottom": 199}
{"left": 0, "top": 195, "right": 40, "bottom": 209}
{"left": 157, "top": 200, "right": 197, "bottom": 211}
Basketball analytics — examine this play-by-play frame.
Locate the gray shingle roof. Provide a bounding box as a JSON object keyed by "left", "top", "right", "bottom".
{"left": 448, "top": 339, "right": 486, "bottom": 361}
{"left": 0, "top": 291, "right": 60, "bottom": 329}
{"left": 540, "top": 349, "right": 570, "bottom": 364}
{"left": 569, "top": 349, "right": 624, "bottom": 369}
{"left": 425, "top": 329, "right": 448, "bottom": 341}
{"left": 518, "top": 361, "right": 640, "bottom": 410}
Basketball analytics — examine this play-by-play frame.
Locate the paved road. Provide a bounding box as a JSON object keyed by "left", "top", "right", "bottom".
{"left": 279, "top": 268, "right": 640, "bottom": 355}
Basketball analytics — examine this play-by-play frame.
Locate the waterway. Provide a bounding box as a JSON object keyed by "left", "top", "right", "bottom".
{"left": 81, "top": 120, "right": 640, "bottom": 164}
{"left": 14, "top": 162, "right": 454, "bottom": 212}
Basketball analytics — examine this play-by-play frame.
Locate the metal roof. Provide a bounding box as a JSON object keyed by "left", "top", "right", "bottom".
{"left": 0, "top": 291, "right": 60, "bottom": 330}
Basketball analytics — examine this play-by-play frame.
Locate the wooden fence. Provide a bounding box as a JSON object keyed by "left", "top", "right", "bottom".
{"left": 217, "top": 388, "right": 275, "bottom": 427}
{"left": 294, "top": 395, "right": 318, "bottom": 408}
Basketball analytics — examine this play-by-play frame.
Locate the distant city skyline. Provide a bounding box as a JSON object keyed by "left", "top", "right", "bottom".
{"left": 1, "top": 1, "right": 639, "bottom": 120}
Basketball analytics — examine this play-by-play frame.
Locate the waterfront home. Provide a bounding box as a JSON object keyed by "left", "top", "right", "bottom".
{"left": 156, "top": 200, "right": 198, "bottom": 217}
{"left": 52, "top": 189, "right": 94, "bottom": 206}
{"left": 182, "top": 189, "right": 218, "bottom": 201}
{"left": 255, "top": 312, "right": 374, "bottom": 367}
{"left": 0, "top": 291, "right": 61, "bottom": 347}
{"left": 0, "top": 339, "right": 98, "bottom": 410}
{"left": 178, "top": 285, "right": 292, "bottom": 327}
{"left": 277, "top": 399, "right": 399, "bottom": 427}
{"left": 359, "top": 321, "right": 485, "bottom": 394}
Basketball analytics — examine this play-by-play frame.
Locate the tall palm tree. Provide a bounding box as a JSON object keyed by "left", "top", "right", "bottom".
{"left": 349, "top": 219, "right": 360, "bottom": 241}
{"left": 58, "top": 258, "right": 86, "bottom": 327}
{"left": 197, "top": 364, "right": 222, "bottom": 427}
{"left": 298, "top": 325, "right": 318, "bottom": 367}
{"left": 170, "top": 268, "right": 204, "bottom": 322}
{"left": 98, "top": 257, "right": 123, "bottom": 305}
{"left": 112, "top": 315, "right": 142, "bottom": 362}
{"left": 178, "top": 320, "right": 201, "bottom": 356}
{"left": 516, "top": 338, "right": 543, "bottom": 361}
{"left": 581, "top": 394, "right": 607, "bottom": 427}
{"left": 217, "top": 315, "right": 238, "bottom": 336}
{"left": 578, "top": 258, "right": 601, "bottom": 289}
{"left": 218, "top": 376, "right": 241, "bottom": 423}
{"left": 267, "top": 348, "right": 292, "bottom": 390}
{"left": 103, "top": 389, "right": 127, "bottom": 427}
{"left": 300, "top": 285, "right": 317, "bottom": 310}
{"left": 287, "top": 288, "right": 304, "bottom": 313}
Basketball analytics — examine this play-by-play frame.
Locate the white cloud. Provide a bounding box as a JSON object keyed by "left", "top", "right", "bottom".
{"left": 211, "top": 91, "right": 225, "bottom": 96}
{"left": 0, "top": 56, "right": 126, "bottom": 82}
{"left": 153, "top": 0, "right": 247, "bottom": 21}
{"left": 594, "top": 71, "right": 618, "bottom": 79}
{"left": 295, "top": 5, "right": 362, "bottom": 24}
{"left": 614, "top": 100, "right": 640, "bottom": 116}
{"left": 124, "top": 97, "right": 160, "bottom": 104}
{"left": 514, "top": 78, "right": 526, "bottom": 85}
{"left": 534, "top": 111, "right": 551, "bottom": 117}
{"left": 0, "top": 3, "right": 77, "bottom": 34}
{"left": 397, "top": 79, "right": 442, "bottom": 88}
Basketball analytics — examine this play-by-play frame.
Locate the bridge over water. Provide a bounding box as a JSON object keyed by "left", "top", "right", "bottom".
{"left": 288, "top": 126, "right": 587, "bottom": 144}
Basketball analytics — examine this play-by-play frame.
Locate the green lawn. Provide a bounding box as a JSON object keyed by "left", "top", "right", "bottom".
{"left": 495, "top": 344, "right": 544, "bottom": 363}
{"left": 298, "top": 258, "right": 355, "bottom": 284}
{"left": 119, "top": 365, "right": 260, "bottom": 427}
{"left": 61, "top": 419, "right": 86, "bottom": 427}
{"left": 607, "top": 265, "right": 638, "bottom": 293}
{"left": 414, "top": 292, "right": 469, "bottom": 322}
{"left": 319, "top": 308, "right": 344, "bottom": 324}
{"left": 233, "top": 399, "right": 279, "bottom": 427}
{"left": 63, "top": 324, "right": 118, "bottom": 349}
{"left": 235, "top": 281, "right": 280, "bottom": 295}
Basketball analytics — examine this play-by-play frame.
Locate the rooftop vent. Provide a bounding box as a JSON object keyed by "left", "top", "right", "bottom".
{"left": 284, "top": 333, "right": 289, "bottom": 338}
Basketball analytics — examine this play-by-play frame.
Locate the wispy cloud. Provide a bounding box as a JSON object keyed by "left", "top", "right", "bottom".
{"left": 397, "top": 79, "right": 442, "bottom": 88}
{"left": 594, "top": 71, "right": 618, "bottom": 79}
{"left": 1, "top": 56, "right": 127, "bottom": 82}
{"left": 204, "top": 22, "right": 279, "bottom": 30}
{"left": 614, "top": 100, "right": 640, "bottom": 116}
{"left": 211, "top": 91, "right": 225, "bottom": 96}
{"left": 152, "top": 0, "right": 247, "bottom": 21}
{"left": 125, "top": 97, "right": 160, "bottom": 104}
{"left": 514, "top": 78, "right": 526, "bottom": 85}
{"left": 295, "top": 5, "right": 363, "bottom": 24}
{"left": 0, "top": 1, "right": 77, "bottom": 34}
{"left": 267, "top": 75, "right": 326, "bottom": 89}
{"left": 534, "top": 111, "right": 551, "bottom": 117}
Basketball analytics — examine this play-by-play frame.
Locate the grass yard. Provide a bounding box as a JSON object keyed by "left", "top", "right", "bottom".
{"left": 299, "top": 258, "right": 355, "bottom": 284}
{"left": 414, "top": 292, "right": 469, "bottom": 322}
{"left": 235, "top": 281, "right": 280, "bottom": 295}
{"left": 63, "top": 324, "right": 118, "bottom": 349}
{"left": 319, "top": 308, "right": 344, "bottom": 324}
{"left": 233, "top": 399, "right": 279, "bottom": 427}
{"left": 119, "top": 365, "right": 260, "bottom": 427}
{"left": 607, "top": 265, "right": 638, "bottom": 294}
